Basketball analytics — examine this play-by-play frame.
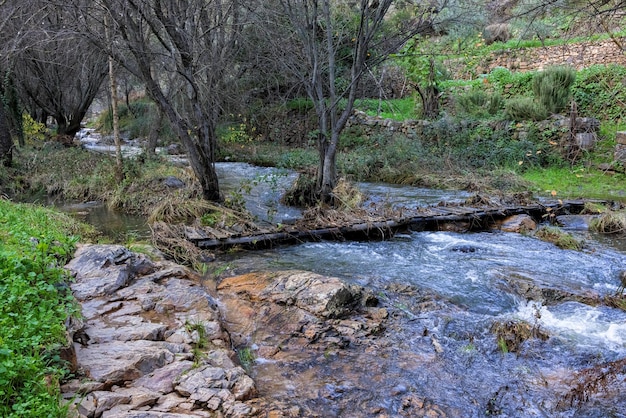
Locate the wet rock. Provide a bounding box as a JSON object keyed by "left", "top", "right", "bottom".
{"left": 218, "top": 270, "right": 364, "bottom": 318}
{"left": 556, "top": 215, "right": 595, "bottom": 230}
{"left": 497, "top": 214, "right": 537, "bottom": 233}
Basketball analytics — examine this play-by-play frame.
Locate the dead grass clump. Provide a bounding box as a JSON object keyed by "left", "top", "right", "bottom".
{"left": 558, "top": 358, "right": 626, "bottom": 408}
{"left": 534, "top": 226, "right": 583, "bottom": 250}
{"left": 589, "top": 211, "right": 626, "bottom": 234}
{"left": 282, "top": 169, "right": 317, "bottom": 208}
{"left": 332, "top": 178, "right": 363, "bottom": 210}
{"left": 491, "top": 319, "right": 549, "bottom": 354}
{"left": 581, "top": 201, "right": 608, "bottom": 215}
{"left": 148, "top": 198, "right": 223, "bottom": 224}
{"left": 151, "top": 221, "right": 208, "bottom": 265}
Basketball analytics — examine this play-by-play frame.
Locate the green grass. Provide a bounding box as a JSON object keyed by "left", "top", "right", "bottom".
{"left": 0, "top": 200, "right": 89, "bottom": 417}
{"left": 522, "top": 166, "right": 626, "bottom": 201}
{"left": 353, "top": 97, "right": 417, "bottom": 121}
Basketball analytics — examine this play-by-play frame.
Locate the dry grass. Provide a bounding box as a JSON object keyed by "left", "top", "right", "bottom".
{"left": 589, "top": 211, "right": 626, "bottom": 234}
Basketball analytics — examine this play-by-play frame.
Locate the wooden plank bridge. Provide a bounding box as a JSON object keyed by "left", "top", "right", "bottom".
{"left": 187, "top": 199, "right": 598, "bottom": 250}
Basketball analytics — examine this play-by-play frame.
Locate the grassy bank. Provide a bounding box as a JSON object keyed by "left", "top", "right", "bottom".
{"left": 0, "top": 200, "right": 93, "bottom": 417}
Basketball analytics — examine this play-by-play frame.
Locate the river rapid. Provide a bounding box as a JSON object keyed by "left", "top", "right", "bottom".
{"left": 62, "top": 147, "right": 626, "bottom": 416}
{"left": 212, "top": 164, "right": 626, "bottom": 417}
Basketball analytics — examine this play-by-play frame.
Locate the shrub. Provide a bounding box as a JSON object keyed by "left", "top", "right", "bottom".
{"left": 573, "top": 64, "right": 626, "bottom": 122}
{"left": 504, "top": 97, "right": 548, "bottom": 121}
{"left": 456, "top": 90, "right": 504, "bottom": 117}
{"left": 532, "top": 66, "right": 576, "bottom": 114}
{"left": 487, "top": 67, "right": 535, "bottom": 97}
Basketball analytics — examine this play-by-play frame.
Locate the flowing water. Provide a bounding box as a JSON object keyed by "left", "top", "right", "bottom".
{"left": 64, "top": 142, "right": 626, "bottom": 416}
{"left": 223, "top": 227, "right": 626, "bottom": 417}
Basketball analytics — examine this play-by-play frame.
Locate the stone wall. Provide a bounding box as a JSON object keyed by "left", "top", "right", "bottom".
{"left": 448, "top": 38, "right": 626, "bottom": 77}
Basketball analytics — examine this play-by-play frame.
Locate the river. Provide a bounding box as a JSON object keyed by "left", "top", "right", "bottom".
{"left": 61, "top": 153, "right": 626, "bottom": 416}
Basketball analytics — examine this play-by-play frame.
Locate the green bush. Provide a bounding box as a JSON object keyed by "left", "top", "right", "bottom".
{"left": 573, "top": 64, "right": 626, "bottom": 122}
{"left": 504, "top": 97, "right": 548, "bottom": 121}
{"left": 456, "top": 90, "right": 504, "bottom": 117}
{"left": 532, "top": 66, "right": 576, "bottom": 114}
{"left": 487, "top": 67, "right": 535, "bottom": 98}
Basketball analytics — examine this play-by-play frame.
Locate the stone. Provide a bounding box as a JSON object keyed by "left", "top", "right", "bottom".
{"left": 575, "top": 132, "right": 597, "bottom": 150}
{"left": 615, "top": 131, "right": 626, "bottom": 145}
{"left": 498, "top": 214, "right": 537, "bottom": 233}
{"left": 133, "top": 360, "right": 195, "bottom": 394}
{"left": 76, "top": 340, "right": 176, "bottom": 384}
{"left": 615, "top": 144, "right": 626, "bottom": 163}
{"left": 85, "top": 322, "right": 168, "bottom": 343}
{"left": 162, "top": 176, "right": 186, "bottom": 189}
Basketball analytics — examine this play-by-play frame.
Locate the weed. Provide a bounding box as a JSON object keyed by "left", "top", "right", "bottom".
{"left": 237, "top": 346, "right": 255, "bottom": 372}
{"left": 534, "top": 226, "right": 583, "bottom": 250}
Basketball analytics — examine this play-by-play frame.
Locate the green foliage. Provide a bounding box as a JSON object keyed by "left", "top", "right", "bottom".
{"left": 353, "top": 98, "right": 416, "bottom": 121}
{"left": 21, "top": 114, "right": 47, "bottom": 142}
{"left": 220, "top": 122, "right": 252, "bottom": 144}
{"left": 504, "top": 98, "right": 548, "bottom": 122}
{"left": 237, "top": 346, "right": 255, "bottom": 372}
{"left": 0, "top": 201, "right": 82, "bottom": 417}
{"left": 456, "top": 90, "right": 504, "bottom": 117}
{"left": 532, "top": 66, "right": 576, "bottom": 114}
{"left": 573, "top": 64, "right": 626, "bottom": 122}
{"left": 487, "top": 68, "right": 535, "bottom": 98}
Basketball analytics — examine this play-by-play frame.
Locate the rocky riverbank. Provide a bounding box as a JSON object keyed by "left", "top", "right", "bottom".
{"left": 62, "top": 244, "right": 257, "bottom": 417}
{"left": 61, "top": 244, "right": 392, "bottom": 417}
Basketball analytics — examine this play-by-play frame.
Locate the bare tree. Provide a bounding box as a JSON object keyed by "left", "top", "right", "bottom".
{"left": 72, "top": 0, "right": 247, "bottom": 201}
{"left": 3, "top": 2, "right": 108, "bottom": 137}
{"left": 256, "top": 0, "right": 437, "bottom": 204}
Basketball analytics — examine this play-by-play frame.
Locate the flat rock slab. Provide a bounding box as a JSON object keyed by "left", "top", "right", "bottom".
{"left": 63, "top": 244, "right": 259, "bottom": 417}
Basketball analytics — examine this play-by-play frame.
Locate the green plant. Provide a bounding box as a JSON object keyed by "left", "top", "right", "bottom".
{"left": 456, "top": 90, "right": 504, "bottom": 117}
{"left": 532, "top": 66, "right": 576, "bottom": 114}
{"left": 497, "top": 336, "right": 509, "bottom": 354}
{"left": 534, "top": 226, "right": 583, "bottom": 250}
{"left": 237, "top": 346, "right": 255, "bottom": 372}
{"left": 0, "top": 201, "right": 85, "bottom": 417}
{"left": 505, "top": 97, "right": 548, "bottom": 121}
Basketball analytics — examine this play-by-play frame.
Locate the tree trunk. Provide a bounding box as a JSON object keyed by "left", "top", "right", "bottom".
{"left": 56, "top": 115, "right": 83, "bottom": 137}
{"left": 0, "top": 104, "right": 13, "bottom": 167}
{"left": 108, "top": 55, "right": 124, "bottom": 182}
{"left": 145, "top": 106, "right": 163, "bottom": 157}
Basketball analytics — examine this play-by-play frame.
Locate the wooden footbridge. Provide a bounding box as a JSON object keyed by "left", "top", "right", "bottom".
{"left": 181, "top": 199, "right": 602, "bottom": 251}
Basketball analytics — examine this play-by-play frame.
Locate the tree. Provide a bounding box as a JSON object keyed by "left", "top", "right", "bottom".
{"left": 72, "top": 0, "right": 248, "bottom": 201}
{"left": 3, "top": 2, "right": 108, "bottom": 137}
{"left": 0, "top": 103, "right": 11, "bottom": 167}
{"left": 256, "top": 0, "right": 438, "bottom": 204}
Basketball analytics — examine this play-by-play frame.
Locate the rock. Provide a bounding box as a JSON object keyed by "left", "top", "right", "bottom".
{"left": 63, "top": 244, "right": 262, "bottom": 417}
{"left": 162, "top": 176, "right": 186, "bottom": 189}
{"left": 76, "top": 340, "right": 177, "bottom": 385}
{"left": 134, "top": 360, "right": 195, "bottom": 394}
{"left": 497, "top": 214, "right": 536, "bottom": 232}
{"left": 218, "top": 270, "right": 363, "bottom": 318}
{"left": 165, "top": 143, "right": 184, "bottom": 155}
